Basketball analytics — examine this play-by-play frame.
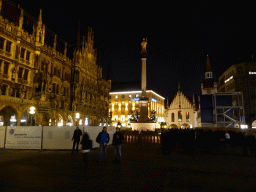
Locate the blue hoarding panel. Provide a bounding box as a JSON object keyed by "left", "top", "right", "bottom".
{"left": 201, "top": 108, "right": 213, "bottom": 122}
{"left": 200, "top": 95, "right": 212, "bottom": 109}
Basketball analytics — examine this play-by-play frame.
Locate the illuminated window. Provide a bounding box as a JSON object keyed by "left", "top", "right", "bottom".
{"left": 129, "top": 95, "right": 132, "bottom": 98}
{"left": 121, "top": 115, "right": 125, "bottom": 122}
{"left": 115, "top": 102, "right": 118, "bottom": 105}
{"left": 186, "top": 112, "right": 190, "bottom": 122}
{"left": 178, "top": 111, "right": 182, "bottom": 122}
{"left": 136, "top": 94, "right": 139, "bottom": 98}
{"left": 114, "top": 115, "right": 118, "bottom": 121}
{"left": 122, "top": 101, "right": 125, "bottom": 105}
{"left": 115, "top": 95, "right": 118, "bottom": 99}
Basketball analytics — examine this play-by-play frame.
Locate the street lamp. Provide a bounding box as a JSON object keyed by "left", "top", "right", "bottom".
{"left": 29, "top": 106, "right": 36, "bottom": 126}
{"left": 76, "top": 113, "right": 80, "bottom": 126}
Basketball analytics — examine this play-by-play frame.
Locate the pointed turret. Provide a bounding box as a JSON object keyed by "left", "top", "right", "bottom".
{"left": 53, "top": 34, "right": 57, "bottom": 55}
{"left": 193, "top": 93, "right": 196, "bottom": 110}
{"left": 18, "top": 5, "right": 23, "bottom": 31}
{"left": 34, "top": 9, "right": 45, "bottom": 48}
{"left": 73, "top": 22, "right": 82, "bottom": 64}
{"left": 64, "top": 42, "right": 67, "bottom": 59}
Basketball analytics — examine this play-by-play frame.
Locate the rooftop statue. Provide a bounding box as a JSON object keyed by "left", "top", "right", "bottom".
{"left": 141, "top": 38, "right": 147, "bottom": 56}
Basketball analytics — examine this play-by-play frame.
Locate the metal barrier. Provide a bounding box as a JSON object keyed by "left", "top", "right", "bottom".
{"left": 124, "top": 134, "right": 160, "bottom": 144}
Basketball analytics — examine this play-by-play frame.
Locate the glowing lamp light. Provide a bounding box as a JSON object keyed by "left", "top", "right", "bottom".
{"left": 29, "top": 106, "right": 36, "bottom": 114}
{"left": 76, "top": 113, "right": 80, "bottom": 119}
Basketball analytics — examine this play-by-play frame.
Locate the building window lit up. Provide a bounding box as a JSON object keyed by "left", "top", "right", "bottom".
{"left": 121, "top": 115, "right": 125, "bottom": 122}
{"left": 85, "top": 117, "right": 89, "bottom": 126}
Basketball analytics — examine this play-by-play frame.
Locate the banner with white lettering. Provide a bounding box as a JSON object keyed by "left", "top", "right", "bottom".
{"left": 0, "top": 126, "right": 6, "bottom": 148}
{"left": 5, "top": 126, "right": 42, "bottom": 149}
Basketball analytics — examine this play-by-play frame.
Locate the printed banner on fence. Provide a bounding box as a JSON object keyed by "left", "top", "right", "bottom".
{"left": 5, "top": 126, "right": 42, "bottom": 149}
{"left": 42, "top": 126, "right": 78, "bottom": 150}
{"left": 0, "top": 126, "right": 6, "bottom": 148}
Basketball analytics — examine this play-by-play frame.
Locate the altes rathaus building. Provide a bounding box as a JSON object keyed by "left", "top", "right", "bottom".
{"left": 0, "top": 0, "right": 111, "bottom": 126}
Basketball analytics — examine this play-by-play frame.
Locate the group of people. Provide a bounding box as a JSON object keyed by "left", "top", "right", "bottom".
{"left": 71, "top": 126, "right": 124, "bottom": 167}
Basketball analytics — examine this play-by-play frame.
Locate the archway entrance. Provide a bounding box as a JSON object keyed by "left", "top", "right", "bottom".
{"left": 0, "top": 106, "right": 17, "bottom": 126}
{"left": 41, "top": 113, "right": 51, "bottom": 126}
{"left": 181, "top": 123, "right": 189, "bottom": 129}
{"left": 57, "top": 114, "right": 63, "bottom": 126}
{"left": 169, "top": 124, "right": 178, "bottom": 129}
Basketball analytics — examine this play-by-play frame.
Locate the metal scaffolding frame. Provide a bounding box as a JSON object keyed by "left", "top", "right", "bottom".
{"left": 212, "top": 92, "right": 245, "bottom": 128}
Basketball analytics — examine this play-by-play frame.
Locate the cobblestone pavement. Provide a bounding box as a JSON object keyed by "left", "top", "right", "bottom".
{"left": 0, "top": 144, "right": 256, "bottom": 192}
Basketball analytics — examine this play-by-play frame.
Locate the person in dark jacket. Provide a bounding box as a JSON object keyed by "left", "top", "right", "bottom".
{"left": 112, "top": 127, "right": 124, "bottom": 163}
{"left": 80, "top": 130, "right": 92, "bottom": 167}
{"left": 72, "top": 126, "right": 82, "bottom": 153}
{"left": 96, "top": 127, "right": 110, "bottom": 162}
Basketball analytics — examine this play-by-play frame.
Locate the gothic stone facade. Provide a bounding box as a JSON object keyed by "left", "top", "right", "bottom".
{"left": 0, "top": 1, "right": 111, "bottom": 126}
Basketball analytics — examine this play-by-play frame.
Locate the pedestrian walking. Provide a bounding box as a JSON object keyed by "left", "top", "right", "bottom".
{"left": 225, "top": 132, "right": 231, "bottom": 147}
{"left": 96, "top": 127, "right": 110, "bottom": 162}
{"left": 80, "top": 129, "right": 92, "bottom": 168}
{"left": 72, "top": 126, "right": 82, "bottom": 153}
{"left": 112, "top": 127, "right": 124, "bottom": 163}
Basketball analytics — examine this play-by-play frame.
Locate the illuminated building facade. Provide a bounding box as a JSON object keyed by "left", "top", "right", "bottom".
{"left": 0, "top": 0, "right": 111, "bottom": 126}
{"left": 109, "top": 85, "right": 165, "bottom": 128}
{"left": 217, "top": 56, "right": 256, "bottom": 128}
{"left": 165, "top": 83, "right": 198, "bottom": 129}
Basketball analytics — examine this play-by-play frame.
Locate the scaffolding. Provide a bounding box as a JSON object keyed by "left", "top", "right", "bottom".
{"left": 212, "top": 92, "right": 245, "bottom": 128}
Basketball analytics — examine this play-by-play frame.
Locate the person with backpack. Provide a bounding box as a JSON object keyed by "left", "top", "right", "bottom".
{"left": 96, "top": 127, "right": 110, "bottom": 162}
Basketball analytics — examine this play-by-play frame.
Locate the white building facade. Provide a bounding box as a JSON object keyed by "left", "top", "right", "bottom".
{"left": 166, "top": 85, "right": 198, "bottom": 129}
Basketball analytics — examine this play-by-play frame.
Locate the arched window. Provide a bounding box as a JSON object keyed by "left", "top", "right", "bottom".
{"left": 171, "top": 113, "right": 175, "bottom": 122}
{"left": 186, "top": 112, "right": 190, "bottom": 122}
{"left": 178, "top": 111, "right": 182, "bottom": 122}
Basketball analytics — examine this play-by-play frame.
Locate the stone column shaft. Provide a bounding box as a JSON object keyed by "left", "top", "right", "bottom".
{"left": 141, "top": 58, "right": 147, "bottom": 97}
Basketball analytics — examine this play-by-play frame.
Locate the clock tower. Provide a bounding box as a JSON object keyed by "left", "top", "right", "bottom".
{"left": 201, "top": 55, "right": 217, "bottom": 95}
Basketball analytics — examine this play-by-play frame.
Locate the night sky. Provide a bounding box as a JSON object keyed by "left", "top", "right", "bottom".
{"left": 6, "top": 0, "right": 256, "bottom": 101}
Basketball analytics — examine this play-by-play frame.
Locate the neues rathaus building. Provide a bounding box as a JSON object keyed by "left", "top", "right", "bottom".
{"left": 0, "top": 0, "right": 111, "bottom": 126}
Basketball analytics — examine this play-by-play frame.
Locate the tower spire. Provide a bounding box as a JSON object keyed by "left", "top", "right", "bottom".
{"left": 205, "top": 54, "right": 212, "bottom": 72}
